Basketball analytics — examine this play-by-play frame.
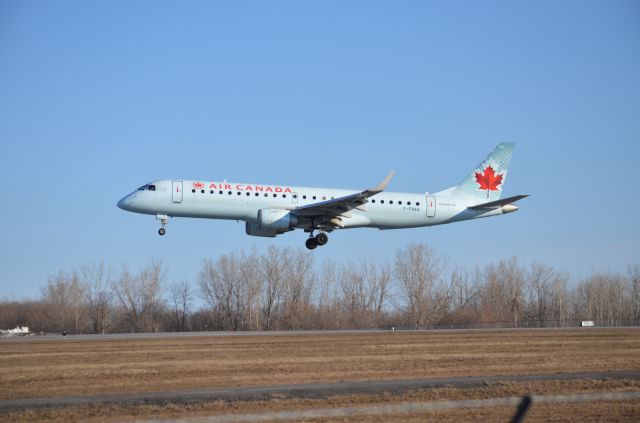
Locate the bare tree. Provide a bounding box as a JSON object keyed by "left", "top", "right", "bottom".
{"left": 338, "top": 262, "right": 368, "bottom": 327}
{"left": 200, "top": 253, "right": 251, "bottom": 331}
{"left": 394, "top": 244, "right": 444, "bottom": 328}
{"left": 113, "top": 260, "right": 166, "bottom": 332}
{"left": 527, "top": 262, "right": 555, "bottom": 326}
{"left": 629, "top": 265, "right": 640, "bottom": 322}
{"left": 572, "top": 272, "right": 627, "bottom": 326}
{"left": 548, "top": 270, "right": 570, "bottom": 326}
{"left": 525, "top": 262, "right": 570, "bottom": 327}
{"left": 168, "top": 280, "right": 193, "bottom": 331}
{"left": 481, "top": 258, "right": 525, "bottom": 327}
{"left": 319, "top": 259, "right": 340, "bottom": 329}
{"left": 81, "top": 262, "right": 111, "bottom": 334}
{"left": 5, "top": 250, "right": 640, "bottom": 333}
{"left": 447, "top": 266, "right": 482, "bottom": 325}
{"left": 338, "top": 259, "right": 391, "bottom": 328}
{"left": 41, "top": 270, "right": 83, "bottom": 333}
{"left": 42, "top": 271, "right": 68, "bottom": 332}
{"left": 281, "top": 250, "right": 315, "bottom": 329}
{"left": 370, "top": 261, "right": 391, "bottom": 325}
{"left": 260, "top": 246, "right": 286, "bottom": 330}
{"left": 239, "top": 249, "right": 262, "bottom": 330}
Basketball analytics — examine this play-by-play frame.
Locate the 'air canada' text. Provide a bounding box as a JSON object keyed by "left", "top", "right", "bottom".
{"left": 193, "top": 181, "right": 293, "bottom": 193}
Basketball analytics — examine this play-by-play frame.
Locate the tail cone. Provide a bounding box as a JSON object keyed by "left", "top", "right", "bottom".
{"left": 501, "top": 204, "right": 519, "bottom": 214}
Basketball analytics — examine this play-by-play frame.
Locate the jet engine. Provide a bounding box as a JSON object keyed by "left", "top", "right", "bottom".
{"left": 245, "top": 208, "right": 298, "bottom": 237}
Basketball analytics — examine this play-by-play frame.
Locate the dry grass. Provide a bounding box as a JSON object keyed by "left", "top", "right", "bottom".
{"left": 1, "top": 329, "right": 639, "bottom": 421}
{"left": 2, "top": 379, "right": 639, "bottom": 422}
{"left": 1, "top": 329, "right": 639, "bottom": 400}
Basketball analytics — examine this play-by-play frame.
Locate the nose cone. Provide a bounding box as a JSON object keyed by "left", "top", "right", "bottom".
{"left": 117, "top": 195, "right": 131, "bottom": 211}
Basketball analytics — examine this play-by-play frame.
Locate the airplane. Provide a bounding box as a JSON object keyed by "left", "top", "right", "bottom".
{"left": 117, "top": 143, "right": 528, "bottom": 250}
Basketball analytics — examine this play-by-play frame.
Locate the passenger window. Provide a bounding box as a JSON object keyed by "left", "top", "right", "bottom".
{"left": 273, "top": 193, "right": 277, "bottom": 197}
{"left": 255, "top": 193, "right": 259, "bottom": 196}
{"left": 246, "top": 192, "right": 250, "bottom": 196}
{"left": 322, "top": 196, "right": 326, "bottom": 200}
{"left": 201, "top": 190, "right": 205, "bottom": 194}
{"left": 372, "top": 199, "right": 376, "bottom": 203}
{"left": 416, "top": 202, "right": 420, "bottom": 206}
{"left": 264, "top": 193, "right": 268, "bottom": 197}
{"left": 390, "top": 200, "right": 393, "bottom": 204}
{"left": 237, "top": 192, "right": 241, "bottom": 195}
{"left": 228, "top": 191, "right": 232, "bottom": 195}
{"left": 303, "top": 195, "right": 307, "bottom": 199}
{"left": 313, "top": 196, "right": 317, "bottom": 200}
{"left": 192, "top": 189, "right": 196, "bottom": 193}
{"left": 407, "top": 201, "right": 411, "bottom": 205}
{"left": 293, "top": 194, "right": 297, "bottom": 199}
{"left": 219, "top": 190, "right": 223, "bottom": 194}
{"left": 210, "top": 190, "right": 214, "bottom": 194}
{"left": 282, "top": 194, "right": 286, "bottom": 198}
{"left": 398, "top": 201, "right": 402, "bottom": 205}
{"left": 381, "top": 200, "right": 385, "bottom": 204}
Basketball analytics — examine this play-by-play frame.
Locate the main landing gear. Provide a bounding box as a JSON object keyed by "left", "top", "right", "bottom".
{"left": 305, "top": 232, "right": 329, "bottom": 250}
{"left": 157, "top": 214, "right": 168, "bottom": 236}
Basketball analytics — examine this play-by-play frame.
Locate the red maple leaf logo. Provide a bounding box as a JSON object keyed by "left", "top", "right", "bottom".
{"left": 475, "top": 165, "right": 503, "bottom": 192}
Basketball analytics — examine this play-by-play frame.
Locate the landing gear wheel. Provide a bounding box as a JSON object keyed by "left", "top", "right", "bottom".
{"left": 305, "top": 237, "right": 318, "bottom": 250}
{"left": 156, "top": 215, "right": 168, "bottom": 236}
{"left": 315, "top": 232, "right": 328, "bottom": 246}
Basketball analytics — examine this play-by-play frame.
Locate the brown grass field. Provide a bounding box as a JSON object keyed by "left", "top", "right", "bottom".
{"left": 1, "top": 328, "right": 639, "bottom": 421}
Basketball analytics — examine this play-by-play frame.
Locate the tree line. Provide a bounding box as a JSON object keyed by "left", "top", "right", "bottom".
{"left": 1, "top": 244, "right": 639, "bottom": 334}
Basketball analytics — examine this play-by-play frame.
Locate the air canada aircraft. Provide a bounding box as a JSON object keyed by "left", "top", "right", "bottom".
{"left": 118, "top": 143, "right": 528, "bottom": 249}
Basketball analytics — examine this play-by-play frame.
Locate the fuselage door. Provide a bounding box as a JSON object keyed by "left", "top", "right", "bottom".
{"left": 172, "top": 180, "right": 183, "bottom": 203}
{"left": 426, "top": 195, "right": 436, "bottom": 217}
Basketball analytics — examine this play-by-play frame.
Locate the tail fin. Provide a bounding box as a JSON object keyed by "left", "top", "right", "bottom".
{"left": 453, "top": 143, "right": 515, "bottom": 203}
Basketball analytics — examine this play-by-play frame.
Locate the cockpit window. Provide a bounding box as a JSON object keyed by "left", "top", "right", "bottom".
{"left": 147, "top": 185, "right": 156, "bottom": 191}
{"left": 137, "top": 184, "right": 156, "bottom": 191}
{"left": 137, "top": 185, "right": 147, "bottom": 191}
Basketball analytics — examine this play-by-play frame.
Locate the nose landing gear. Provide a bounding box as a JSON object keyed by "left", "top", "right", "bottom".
{"left": 156, "top": 214, "right": 168, "bottom": 236}
{"left": 305, "top": 231, "right": 329, "bottom": 250}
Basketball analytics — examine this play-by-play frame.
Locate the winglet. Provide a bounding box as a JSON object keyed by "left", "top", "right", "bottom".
{"left": 368, "top": 171, "right": 395, "bottom": 194}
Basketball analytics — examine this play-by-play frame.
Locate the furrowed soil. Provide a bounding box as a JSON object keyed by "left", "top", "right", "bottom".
{"left": 3, "top": 379, "right": 640, "bottom": 422}
{"left": 1, "top": 329, "right": 639, "bottom": 421}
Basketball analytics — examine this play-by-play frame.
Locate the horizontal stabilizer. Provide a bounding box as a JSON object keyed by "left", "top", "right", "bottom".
{"left": 468, "top": 194, "right": 529, "bottom": 210}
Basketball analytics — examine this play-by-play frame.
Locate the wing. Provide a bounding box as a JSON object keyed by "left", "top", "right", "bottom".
{"left": 292, "top": 171, "right": 395, "bottom": 223}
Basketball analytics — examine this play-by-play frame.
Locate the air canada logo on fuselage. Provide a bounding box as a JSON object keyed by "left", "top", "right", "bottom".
{"left": 193, "top": 181, "right": 293, "bottom": 193}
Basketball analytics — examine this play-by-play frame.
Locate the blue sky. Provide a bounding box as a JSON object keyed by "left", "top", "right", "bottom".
{"left": 1, "top": 1, "right": 639, "bottom": 299}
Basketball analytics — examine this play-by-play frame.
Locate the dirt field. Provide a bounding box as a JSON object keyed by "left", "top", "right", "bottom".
{"left": 1, "top": 328, "right": 639, "bottom": 421}
{"left": 3, "top": 379, "right": 640, "bottom": 422}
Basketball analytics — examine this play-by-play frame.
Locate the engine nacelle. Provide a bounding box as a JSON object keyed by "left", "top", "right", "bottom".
{"left": 245, "top": 208, "right": 297, "bottom": 237}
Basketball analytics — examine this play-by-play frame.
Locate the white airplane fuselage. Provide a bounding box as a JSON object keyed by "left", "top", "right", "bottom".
{"left": 117, "top": 143, "right": 527, "bottom": 248}
{"left": 119, "top": 179, "right": 504, "bottom": 228}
